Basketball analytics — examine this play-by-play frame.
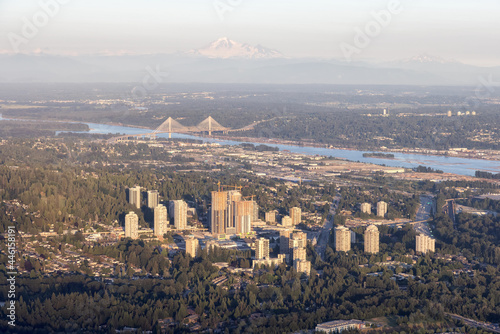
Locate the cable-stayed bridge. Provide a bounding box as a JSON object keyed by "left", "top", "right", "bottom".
{"left": 107, "top": 116, "right": 229, "bottom": 143}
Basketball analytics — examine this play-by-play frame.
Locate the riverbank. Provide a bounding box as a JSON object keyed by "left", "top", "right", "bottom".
{"left": 2, "top": 115, "right": 500, "bottom": 176}
{"left": 211, "top": 133, "right": 500, "bottom": 163}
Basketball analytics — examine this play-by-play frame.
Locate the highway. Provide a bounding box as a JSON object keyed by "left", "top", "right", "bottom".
{"left": 446, "top": 313, "right": 500, "bottom": 333}
{"left": 315, "top": 195, "right": 339, "bottom": 259}
{"left": 413, "top": 195, "right": 434, "bottom": 238}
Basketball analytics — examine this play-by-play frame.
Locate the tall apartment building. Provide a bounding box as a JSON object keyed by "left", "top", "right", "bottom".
{"left": 185, "top": 237, "right": 199, "bottom": 258}
{"left": 210, "top": 191, "right": 227, "bottom": 235}
{"left": 265, "top": 210, "right": 277, "bottom": 223}
{"left": 252, "top": 200, "right": 259, "bottom": 222}
{"left": 147, "top": 190, "right": 159, "bottom": 209}
{"left": 170, "top": 200, "right": 187, "bottom": 230}
{"left": 294, "top": 259, "right": 311, "bottom": 276}
{"left": 255, "top": 238, "right": 270, "bottom": 260}
{"left": 335, "top": 226, "right": 351, "bottom": 252}
{"left": 226, "top": 191, "right": 242, "bottom": 234}
{"left": 364, "top": 224, "right": 379, "bottom": 254}
{"left": 125, "top": 211, "right": 139, "bottom": 239}
{"left": 360, "top": 202, "right": 372, "bottom": 214}
{"left": 416, "top": 235, "right": 435, "bottom": 254}
{"left": 210, "top": 190, "right": 243, "bottom": 235}
{"left": 377, "top": 201, "right": 388, "bottom": 217}
{"left": 290, "top": 207, "right": 302, "bottom": 225}
{"left": 292, "top": 247, "right": 307, "bottom": 262}
{"left": 235, "top": 200, "right": 253, "bottom": 234}
{"left": 281, "top": 215, "right": 293, "bottom": 227}
{"left": 128, "top": 186, "right": 141, "bottom": 209}
{"left": 290, "top": 232, "right": 307, "bottom": 249}
{"left": 154, "top": 204, "right": 168, "bottom": 238}
{"left": 280, "top": 229, "right": 292, "bottom": 254}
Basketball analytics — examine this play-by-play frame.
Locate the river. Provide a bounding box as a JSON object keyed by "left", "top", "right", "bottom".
{"left": 1, "top": 115, "right": 499, "bottom": 176}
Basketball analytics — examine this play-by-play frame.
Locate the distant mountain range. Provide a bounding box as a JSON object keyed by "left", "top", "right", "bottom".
{"left": 0, "top": 38, "right": 498, "bottom": 85}
{"left": 187, "top": 37, "right": 283, "bottom": 59}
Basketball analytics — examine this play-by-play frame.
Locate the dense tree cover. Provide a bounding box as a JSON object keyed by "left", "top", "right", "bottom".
{"left": 2, "top": 233, "right": 499, "bottom": 333}
{"left": 475, "top": 171, "right": 500, "bottom": 179}
{"left": 337, "top": 186, "right": 419, "bottom": 220}
{"left": 432, "top": 213, "right": 500, "bottom": 265}
{"left": 414, "top": 166, "right": 443, "bottom": 174}
{"left": 3, "top": 83, "right": 500, "bottom": 151}
{"left": 242, "top": 112, "right": 500, "bottom": 150}
{"left": 456, "top": 197, "right": 500, "bottom": 213}
{"left": 0, "top": 121, "right": 88, "bottom": 138}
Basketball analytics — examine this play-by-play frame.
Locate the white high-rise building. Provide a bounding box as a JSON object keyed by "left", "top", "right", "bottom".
{"left": 125, "top": 211, "right": 139, "bottom": 239}
{"left": 154, "top": 204, "right": 168, "bottom": 238}
{"left": 416, "top": 235, "right": 435, "bottom": 254}
{"left": 171, "top": 200, "right": 188, "bottom": 230}
{"left": 364, "top": 225, "right": 380, "bottom": 254}
{"left": 377, "top": 201, "right": 388, "bottom": 217}
{"left": 128, "top": 186, "right": 141, "bottom": 209}
{"left": 335, "top": 226, "right": 351, "bottom": 252}
{"left": 147, "top": 190, "right": 159, "bottom": 209}
{"left": 255, "top": 238, "right": 270, "bottom": 260}
{"left": 360, "top": 203, "right": 372, "bottom": 214}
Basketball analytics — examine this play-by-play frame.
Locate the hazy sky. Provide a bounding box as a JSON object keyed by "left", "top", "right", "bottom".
{"left": 1, "top": 0, "right": 499, "bottom": 66}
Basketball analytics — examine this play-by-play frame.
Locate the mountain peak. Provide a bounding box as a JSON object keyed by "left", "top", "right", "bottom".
{"left": 189, "top": 38, "right": 284, "bottom": 59}
{"left": 403, "top": 53, "right": 457, "bottom": 64}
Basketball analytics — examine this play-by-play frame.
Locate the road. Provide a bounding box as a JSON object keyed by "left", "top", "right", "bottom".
{"left": 315, "top": 195, "right": 339, "bottom": 259}
{"left": 446, "top": 313, "right": 500, "bottom": 333}
{"left": 412, "top": 195, "right": 434, "bottom": 238}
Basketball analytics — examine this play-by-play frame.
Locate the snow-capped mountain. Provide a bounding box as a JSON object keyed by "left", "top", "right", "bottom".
{"left": 188, "top": 37, "right": 284, "bottom": 59}
{"left": 401, "top": 54, "right": 457, "bottom": 64}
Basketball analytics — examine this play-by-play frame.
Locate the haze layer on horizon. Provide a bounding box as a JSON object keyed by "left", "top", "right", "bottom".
{"left": 0, "top": 0, "right": 499, "bottom": 66}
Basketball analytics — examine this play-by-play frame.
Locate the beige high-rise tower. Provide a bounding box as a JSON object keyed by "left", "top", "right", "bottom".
{"left": 170, "top": 200, "right": 187, "bottom": 230}
{"left": 361, "top": 203, "right": 372, "bottom": 214}
{"left": 416, "top": 235, "right": 435, "bottom": 254}
{"left": 125, "top": 211, "right": 139, "bottom": 239}
{"left": 185, "top": 237, "right": 199, "bottom": 258}
{"left": 377, "top": 201, "right": 388, "bottom": 217}
{"left": 154, "top": 204, "right": 168, "bottom": 238}
{"left": 235, "top": 200, "right": 253, "bottom": 234}
{"left": 210, "top": 190, "right": 242, "bottom": 235}
{"left": 335, "top": 226, "right": 351, "bottom": 252}
{"left": 211, "top": 191, "right": 227, "bottom": 235}
{"left": 290, "top": 207, "right": 302, "bottom": 225}
{"left": 128, "top": 186, "right": 141, "bottom": 209}
{"left": 265, "top": 210, "right": 277, "bottom": 223}
{"left": 147, "top": 190, "right": 159, "bottom": 209}
{"left": 364, "top": 225, "right": 379, "bottom": 254}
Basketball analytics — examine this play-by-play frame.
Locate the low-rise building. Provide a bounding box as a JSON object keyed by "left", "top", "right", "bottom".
{"left": 315, "top": 319, "right": 363, "bottom": 333}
